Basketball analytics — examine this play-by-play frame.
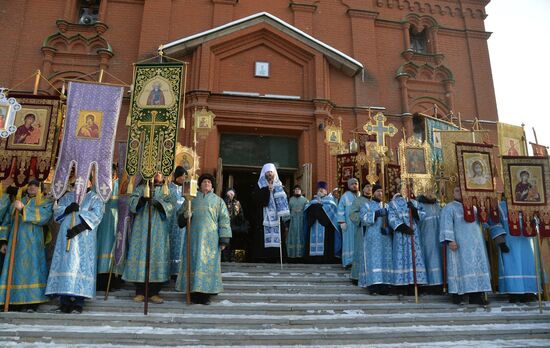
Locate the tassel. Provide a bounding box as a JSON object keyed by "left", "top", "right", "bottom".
{"left": 35, "top": 184, "right": 43, "bottom": 206}
{"left": 0, "top": 181, "right": 3, "bottom": 197}
{"left": 125, "top": 107, "right": 132, "bottom": 126}
{"left": 163, "top": 181, "right": 169, "bottom": 196}
{"left": 144, "top": 180, "right": 150, "bottom": 198}
{"left": 180, "top": 114, "right": 185, "bottom": 129}
{"left": 127, "top": 176, "right": 134, "bottom": 194}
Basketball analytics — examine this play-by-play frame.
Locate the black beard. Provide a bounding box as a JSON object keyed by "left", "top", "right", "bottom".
{"left": 372, "top": 197, "right": 381, "bottom": 202}
{"left": 417, "top": 195, "right": 437, "bottom": 204}
{"left": 294, "top": 193, "right": 301, "bottom": 197}
{"left": 350, "top": 189, "right": 358, "bottom": 193}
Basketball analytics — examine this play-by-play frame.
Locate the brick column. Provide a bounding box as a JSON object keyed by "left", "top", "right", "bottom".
{"left": 313, "top": 99, "right": 333, "bottom": 185}
{"left": 290, "top": 2, "right": 317, "bottom": 34}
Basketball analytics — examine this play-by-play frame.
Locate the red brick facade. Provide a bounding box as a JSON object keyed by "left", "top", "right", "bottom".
{"left": 0, "top": 0, "right": 497, "bottom": 189}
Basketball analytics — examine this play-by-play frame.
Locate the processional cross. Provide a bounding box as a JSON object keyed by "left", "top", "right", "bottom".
{"left": 137, "top": 110, "right": 169, "bottom": 177}
{"left": 364, "top": 112, "right": 397, "bottom": 148}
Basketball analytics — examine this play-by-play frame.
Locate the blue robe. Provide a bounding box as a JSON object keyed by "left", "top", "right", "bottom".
{"left": 491, "top": 201, "right": 538, "bottom": 294}
{"left": 122, "top": 184, "right": 174, "bottom": 283}
{"left": 349, "top": 195, "right": 369, "bottom": 280}
{"left": 439, "top": 201, "right": 492, "bottom": 294}
{"left": 387, "top": 195, "right": 427, "bottom": 285}
{"left": 169, "top": 182, "right": 186, "bottom": 275}
{"left": 338, "top": 191, "right": 360, "bottom": 267}
{"left": 0, "top": 196, "right": 53, "bottom": 305}
{"left": 0, "top": 194, "right": 10, "bottom": 242}
{"left": 304, "top": 195, "right": 339, "bottom": 257}
{"left": 359, "top": 199, "right": 393, "bottom": 287}
{"left": 286, "top": 195, "right": 308, "bottom": 258}
{"left": 96, "top": 179, "right": 119, "bottom": 274}
{"left": 46, "top": 191, "right": 105, "bottom": 299}
{"left": 417, "top": 201, "right": 443, "bottom": 285}
{"left": 176, "top": 191, "right": 231, "bottom": 294}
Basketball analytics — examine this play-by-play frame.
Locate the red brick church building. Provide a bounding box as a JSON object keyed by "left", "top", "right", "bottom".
{"left": 1, "top": 0, "right": 498, "bottom": 195}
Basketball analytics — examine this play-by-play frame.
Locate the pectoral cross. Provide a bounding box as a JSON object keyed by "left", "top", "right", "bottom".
{"left": 364, "top": 113, "right": 397, "bottom": 147}
{"left": 99, "top": 182, "right": 110, "bottom": 196}
{"left": 137, "top": 111, "right": 169, "bottom": 177}
{"left": 74, "top": 177, "right": 85, "bottom": 197}
{"left": 54, "top": 180, "right": 64, "bottom": 194}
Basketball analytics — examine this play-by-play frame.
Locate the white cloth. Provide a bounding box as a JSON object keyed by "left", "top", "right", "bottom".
{"left": 258, "top": 163, "right": 282, "bottom": 188}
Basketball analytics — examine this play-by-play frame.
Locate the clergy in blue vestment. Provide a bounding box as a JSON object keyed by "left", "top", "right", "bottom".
{"left": 176, "top": 173, "right": 231, "bottom": 305}
{"left": 359, "top": 183, "right": 393, "bottom": 294}
{"left": 0, "top": 181, "right": 53, "bottom": 311}
{"left": 387, "top": 186, "right": 428, "bottom": 290}
{"left": 286, "top": 185, "right": 308, "bottom": 259}
{"left": 252, "top": 163, "right": 290, "bottom": 262}
{"left": 169, "top": 166, "right": 186, "bottom": 276}
{"left": 338, "top": 178, "right": 360, "bottom": 269}
{"left": 304, "top": 181, "right": 339, "bottom": 263}
{"left": 490, "top": 200, "right": 538, "bottom": 303}
{"left": 95, "top": 168, "right": 119, "bottom": 290}
{"left": 417, "top": 192, "right": 443, "bottom": 290}
{"left": 123, "top": 173, "right": 174, "bottom": 304}
{"left": 1, "top": 186, "right": 21, "bottom": 272}
{"left": 46, "top": 180, "right": 105, "bottom": 314}
{"left": 349, "top": 182, "right": 372, "bottom": 283}
{"left": 439, "top": 186, "right": 493, "bottom": 305}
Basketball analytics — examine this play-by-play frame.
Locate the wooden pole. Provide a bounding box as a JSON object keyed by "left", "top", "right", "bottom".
{"left": 104, "top": 252, "right": 115, "bottom": 301}
{"left": 442, "top": 244, "right": 447, "bottom": 294}
{"left": 407, "top": 179, "right": 419, "bottom": 304}
{"left": 3, "top": 207, "right": 21, "bottom": 312}
{"left": 144, "top": 180, "right": 153, "bottom": 315}
{"left": 533, "top": 217, "right": 544, "bottom": 314}
{"left": 279, "top": 223, "right": 283, "bottom": 270}
{"left": 98, "top": 69, "right": 105, "bottom": 83}
{"left": 33, "top": 70, "right": 41, "bottom": 95}
{"left": 186, "top": 198, "right": 191, "bottom": 305}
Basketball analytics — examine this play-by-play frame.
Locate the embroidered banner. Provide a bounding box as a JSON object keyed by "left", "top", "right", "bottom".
{"left": 0, "top": 94, "right": 62, "bottom": 186}
{"left": 125, "top": 62, "right": 185, "bottom": 180}
{"left": 51, "top": 81, "right": 124, "bottom": 203}
{"left": 531, "top": 142, "right": 548, "bottom": 157}
{"left": 424, "top": 116, "right": 460, "bottom": 165}
{"left": 456, "top": 142, "right": 499, "bottom": 224}
{"left": 502, "top": 156, "right": 550, "bottom": 237}
{"left": 498, "top": 122, "right": 527, "bottom": 156}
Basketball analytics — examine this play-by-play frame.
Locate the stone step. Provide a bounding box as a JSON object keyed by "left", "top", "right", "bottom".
{"left": 221, "top": 275, "right": 351, "bottom": 283}
{"left": 1, "top": 322, "right": 549, "bottom": 346}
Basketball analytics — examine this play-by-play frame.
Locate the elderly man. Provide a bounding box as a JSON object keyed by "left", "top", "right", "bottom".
{"left": 252, "top": 163, "right": 290, "bottom": 262}
{"left": 338, "top": 178, "right": 360, "bottom": 269}
{"left": 304, "top": 181, "right": 339, "bottom": 263}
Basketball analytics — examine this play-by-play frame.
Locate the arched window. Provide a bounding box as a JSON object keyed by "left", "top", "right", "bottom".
{"left": 409, "top": 26, "right": 428, "bottom": 54}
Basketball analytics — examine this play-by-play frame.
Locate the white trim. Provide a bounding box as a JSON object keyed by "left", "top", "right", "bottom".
{"left": 163, "top": 12, "right": 363, "bottom": 74}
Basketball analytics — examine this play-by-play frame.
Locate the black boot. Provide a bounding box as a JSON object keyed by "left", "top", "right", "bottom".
{"left": 452, "top": 294, "right": 464, "bottom": 305}
{"left": 469, "top": 292, "right": 488, "bottom": 306}
{"left": 508, "top": 294, "right": 520, "bottom": 303}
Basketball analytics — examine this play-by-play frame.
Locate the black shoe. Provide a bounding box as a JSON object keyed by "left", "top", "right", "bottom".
{"left": 520, "top": 293, "right": 535, "bottom": 303}
{"left": 351, "top": 279, "right": 358, "bottom": 286}
{"left": 452, "top": 294, "right": 464, "bottom": 305}
{"left": 55, "top": 305, "right": 72, "bottom": 314}
{"left": 190, "top": 293, "right": 201, "bottom": 304}
{"left": 71, "top": 305, "right": 83, "bottom": 314}
{"left": 469, "top": 293, "right": 488, "bottom": 306}
{"left": 509, "top": 294, "right": 520, "bottom": 303}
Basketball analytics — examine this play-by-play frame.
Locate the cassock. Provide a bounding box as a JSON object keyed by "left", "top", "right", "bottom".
{"left": 417, "top": 197, "right": 443, "bottom": 286}
{"left": 169, "top": 182, "right": 186, "bottom": 276}
{"left": 439, "top": 201, "right": 492, "bottom": 295}
{"left": 96, "top": 179, "right": 119, "bottom": 274}
{"left": 387, "top": 194, "right": 427, "bottom": 286}
{"left": 304, "top": 195, "right": 339, "bottom": 262}
{"left": 349, "top": 195, "right": 369, "bottom": 281}
{"left": 176, "top": 191, "right": 231, "bottom": 294}
{"left": 338, "top": 191, "right": 360, "bottom": 267}
{"left": 0, "top": 196, "right": 53, "bottom": 306}
{"left": 0, "top": 194, "right": 10, "bottom": 270}
{"left": 491, "top": 201, "right": 538, "bottom": 294}
{"left": 359, "top": 198, "right": 393, "bottom": 288}
{"left": 286, "top": 195, "right": 308, "bottom": 258}
{"left": 46, "top": 190, "right": 105, "bottom": 299}
{"left": 122, "top": 184, "right": 174, "bottom": 284}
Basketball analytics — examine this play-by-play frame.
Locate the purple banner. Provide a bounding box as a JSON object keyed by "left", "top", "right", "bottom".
{"left": 52, "top": 81, "right": 124, "bottom": 203}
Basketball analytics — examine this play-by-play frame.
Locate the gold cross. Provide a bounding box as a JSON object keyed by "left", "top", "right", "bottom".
{"left": 137, "top": 110, "right": 170, "bottom": 176}
{"left": 363, "top": 112, "right": 397, "bottom": 147}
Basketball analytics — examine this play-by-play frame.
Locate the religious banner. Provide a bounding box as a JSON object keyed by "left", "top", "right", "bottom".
{"left": 125, "top": 62, "right": 185, "bottom": 183}
{"left": 398, "top": 136, "right": 433, "bottom": 197}
{"left": 386, "top": 163, "right": 401, "bottom": 198}
{"left": 498, "top": 122, "right": 527, "bottom": 156}
{"left": 0, "top": 94, "right": 61, "bottom": 187}
{"left": 456, "top": 142, "right": 499, "bottom": 224}
{"left": 502, "top": 156, "right": 550, "bottom": 238}
{"left": 0, "top": 90, "right": 21, "bottom": 138}
{"left": 424, "top": 115, "right": 460, "bottom": 164}
{"left": 531, "top": 142, "right": 549, "bottom": 157}
{"left": 336, "top": 153, "right": 359, "bottom": 193}
{"left": 51, "top": 81, "right": 124, "bottom": 203}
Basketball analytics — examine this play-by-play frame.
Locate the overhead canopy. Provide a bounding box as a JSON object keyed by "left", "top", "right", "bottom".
{"left": 162, "top": 12, "right": 364, "bottom": 77}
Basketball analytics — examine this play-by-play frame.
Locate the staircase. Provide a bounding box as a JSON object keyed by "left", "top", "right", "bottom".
{"left": 1, "top": 263, "right": 549, "bottom": 347}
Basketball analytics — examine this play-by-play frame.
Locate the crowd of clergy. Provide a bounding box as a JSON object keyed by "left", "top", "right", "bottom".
{"left": 0, "top": 162, "right": 540, "bottom": 314}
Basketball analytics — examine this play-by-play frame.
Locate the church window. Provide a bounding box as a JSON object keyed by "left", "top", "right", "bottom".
{"left": 410, "top": 26, "right": 428, "bottom": 54}
{"left": 77, "top": 0, "right": 101, "bottom": 25}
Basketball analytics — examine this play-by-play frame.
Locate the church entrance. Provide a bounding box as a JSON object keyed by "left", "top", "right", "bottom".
{"left": 219, "top": 134, "right": 299, "bottom": 262}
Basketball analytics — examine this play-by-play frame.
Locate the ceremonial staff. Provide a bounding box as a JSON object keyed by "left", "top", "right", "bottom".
{"left": 3, "top": 188, "right": 22, "bottom": 312}
{"left": 405, "top": 178, "right": 420, "bottom": 304}
{"left": 532, "top": 215, "right": 544, "bottom": 314}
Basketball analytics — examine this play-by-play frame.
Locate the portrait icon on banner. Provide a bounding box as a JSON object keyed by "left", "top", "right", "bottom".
{"left": 342, "top": 166, "right": 353, "bottom": 181}
{"left": 76, "top": 110, "right": 103, "bottom": 139}
{"left": 463, "top": 152, "right": 493, "bottom": 191}
{"left": 0, "top": 105, "right": 8, "bottom": 130}
{"left": 7, "top": 107, "right": 49, "bottom": 150}
{"left": 432, "top": 130, "right": 442, "bottom": 149}
{"left": 503, "top": 137, "right": 521, "bottom": 156}
{"left": 405, "top": 148, "right": 427, "bottom": 174}
{"left": 510, "top": 164, "right": 545, "bottom": 205}
{"left": 136, "top": 76, "right": 175, "bottom": 109}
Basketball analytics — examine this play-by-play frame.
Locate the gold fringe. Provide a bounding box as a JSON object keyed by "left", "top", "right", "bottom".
{"left": 127, "top": 176, "right": 134, "bottom": 194}
{"left": 163, "top": 181, "right": 169, "bottom": 196}
{"left": 0, "top": 181, "right": 3, "bottom": 197}
{"left": 35, "top": 185, "right": 43, "bottom": 206}
{"left": 144, "top": 180, "right": 150, "bottom": 198}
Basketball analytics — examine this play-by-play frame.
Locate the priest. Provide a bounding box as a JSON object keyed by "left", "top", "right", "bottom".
{"left": 46, "top": 178, "right": 105, "bottom": 313}
{"left": 0, "top": 181, "right": 53, "bottom": 311}
{"left": 304, "top": 181, "right": 339, "bottom": 263}
{"left": 123, "top": 173, "right": 174, "bottom": 304}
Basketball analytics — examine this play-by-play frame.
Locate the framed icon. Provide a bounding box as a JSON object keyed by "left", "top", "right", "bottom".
{"left": 255, "top": 61, "right": 270, "bottom": 78}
